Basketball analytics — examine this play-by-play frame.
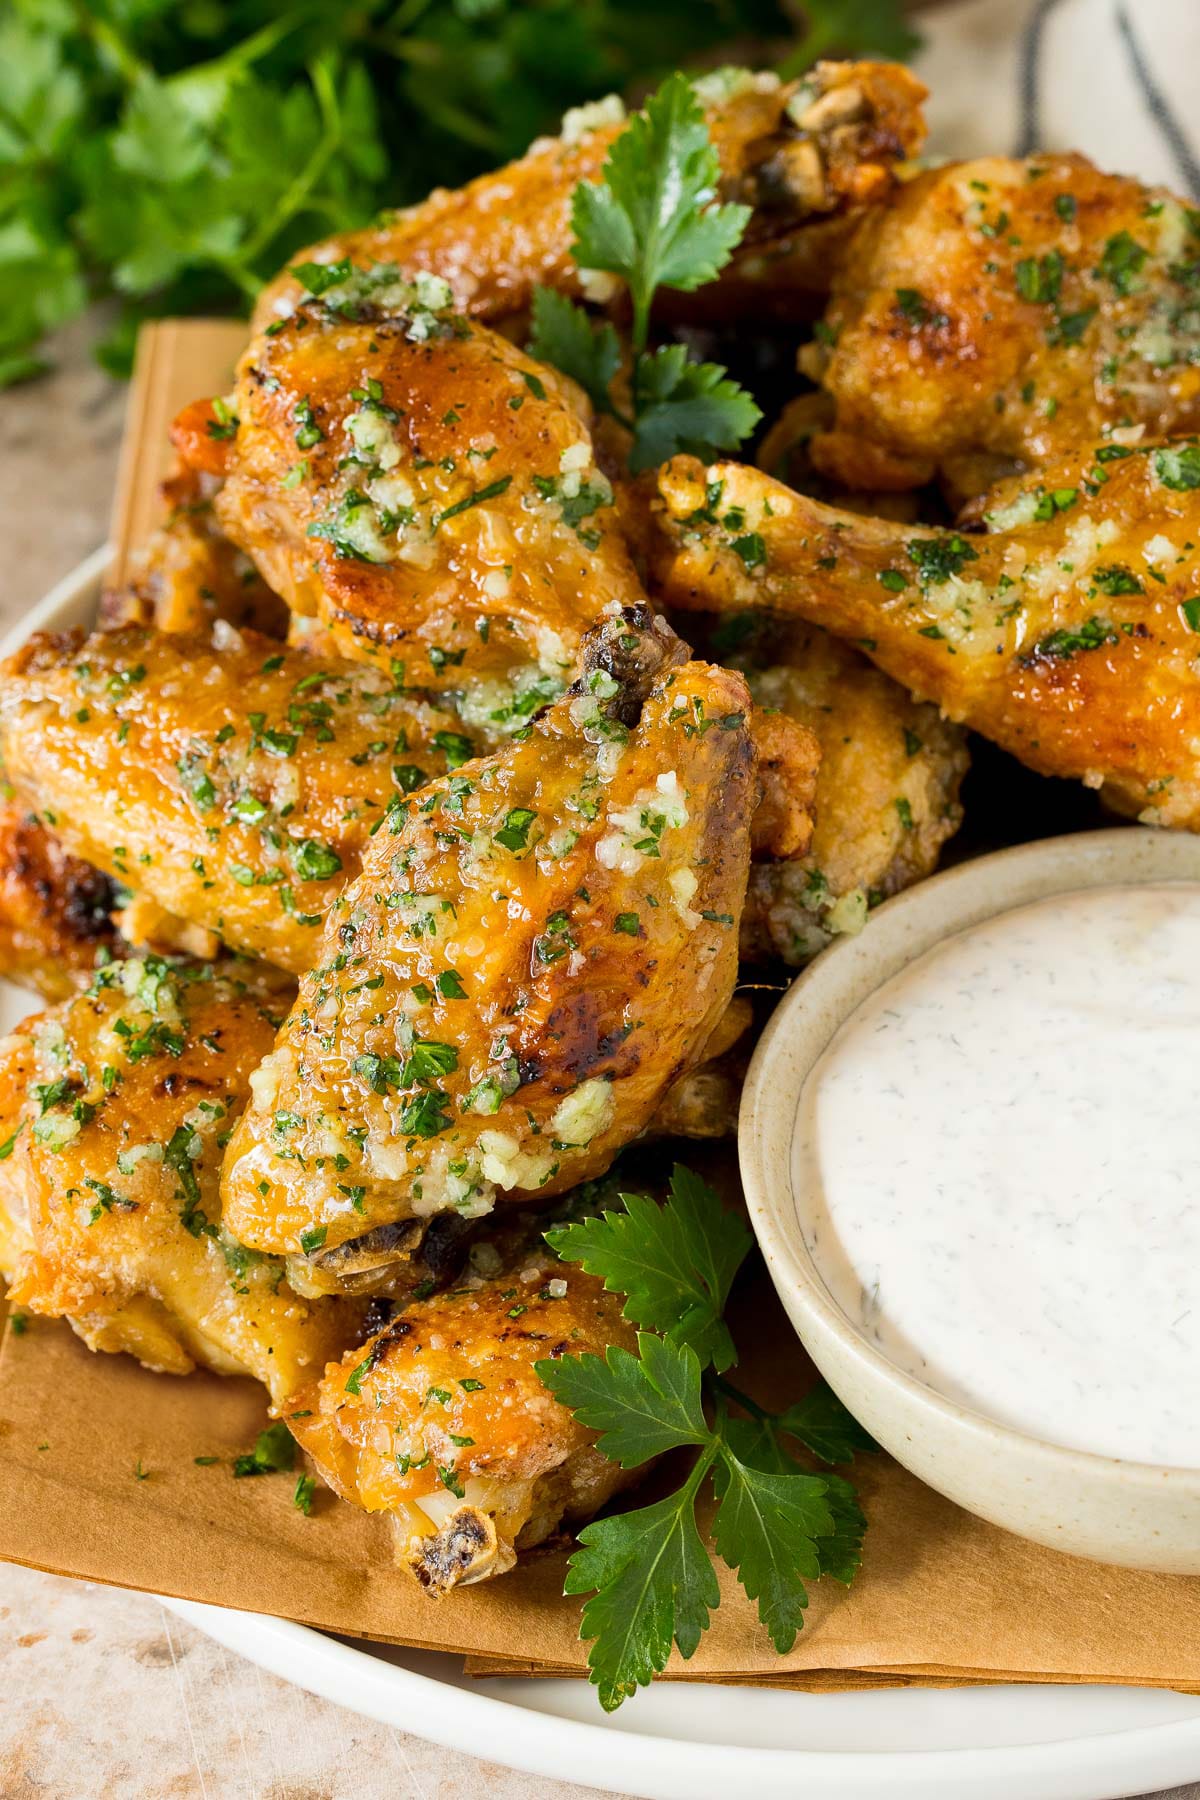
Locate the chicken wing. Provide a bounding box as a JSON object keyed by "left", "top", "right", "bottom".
{"left": 0, "top": 955, "right": 364, "bottom": 1405}
{"left": 721, "top": 621, "right": 968, "bottom": 963}
{"left": 100, "top": 465, "right": 287, "bottom": 638}
{"left": 642, "top": 447, "right": 1200, "bottom": 828}
{"left": 805, "top": 155, "right": 1200, "bottom": 498}
{"left": 254, "top": 62, "right": 926, "bottom": 335}
{"left": 288, "top": 1186, "right": 639, "bottom": 1592}
{"left": 184, "top": 289, "right": 646, "bottom": 697}
{"left": 221, "top": 610, "right": 757, "bottom": 1278}
{"left": 0, "top": 625, "right": 478, "bottom": 974}
{"left": 0, "top": 785, "right": 122, "bottom": 1001}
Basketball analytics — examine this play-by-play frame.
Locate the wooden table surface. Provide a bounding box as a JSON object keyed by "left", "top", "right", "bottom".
{"left": 1, "top": 312, "right": 1197, "bottom": 1800}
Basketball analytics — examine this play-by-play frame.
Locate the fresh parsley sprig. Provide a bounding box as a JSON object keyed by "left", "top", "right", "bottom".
{"left": 1, "top": 3, "right": 916, "bottom": 388}
{"left": 528, "top": 75, "right": 762, "bottom": 471}
{"left": 535, "top": 1165, "right": 875, "bottom": 1711}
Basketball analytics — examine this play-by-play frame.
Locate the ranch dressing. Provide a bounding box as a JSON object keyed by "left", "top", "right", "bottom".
{"left": 795, "top": 882, "right": 1200, "bottom": 1467}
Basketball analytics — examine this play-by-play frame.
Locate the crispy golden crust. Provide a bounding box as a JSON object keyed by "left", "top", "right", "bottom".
{"left": 0, "top": 958, "right": 364, "bottom": 1405}
{"left": 221, "top": 613, "right": 755, "bottom": 1260}
{"left": 0, "top": 625, "right": 478, "bottom": 974}
{"left": 202, "top": 301, "right": 640, "bottom": 691}
{"left": 644, "top": 449, "right": 1200, "bottom": 829}
{"left": 734, "top": 624, "right": 967, "bottom": 963}
{"left": 0, "top": 790, "right": 121, "bottom": 1001}
{"left": 288, "top": 1200, "right": 639, "bottom": 1590}
{"left": 806, "top": 155, "right": 1200, "bottom": 496}
{"left": 253, "top": 62, "right": 926, "bottom": 334}
{"left": 101, "top": 476, "right": 287, "bottom": 639}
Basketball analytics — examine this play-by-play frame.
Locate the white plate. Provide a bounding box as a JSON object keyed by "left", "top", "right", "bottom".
{"left": 8, "top": 554, "right": 1200, "bottom": 1800}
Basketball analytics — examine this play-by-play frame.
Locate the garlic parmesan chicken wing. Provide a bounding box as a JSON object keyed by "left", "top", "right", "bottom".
{"left": 805, "top": 155, "right": 1200, "bottom": 497}
{"left": 0, "top": 625, "right": 479, "bottom": 974}
{"left": 196, "top": 289, "right": 641, "bottom": 696}
{"left": 724, "top": 623, "right": 968, "bottom": 963}
{"left": 0, "top": 787, "right": 122, "bottom": 1000}
{"left": 221, "top": 611, "right": 757, "bottom": 1279}
{"left": 644, "top": 447, "right": 1200, "bottom": 828}
{"left": 100, "top": 466, "right": 286, "bottom": 638}
{"left": 254, "top": 61, "right": 926, "bottom": 334}
{"left": 0, "top": 956, "right": 363, "bottom": 1405}
{"left": 289, "top": 1193, "right": 638, "bottom": 1592}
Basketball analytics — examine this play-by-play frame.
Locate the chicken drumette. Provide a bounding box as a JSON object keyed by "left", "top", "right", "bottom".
{"left": 0, "top": 785, "right": 123, "bottom": 1001}
{"left": 254, "top": 61, "right": 927, "bottom": 335}
{"left": 290, "top": 1185, "right": 639, "bottom": 1593}
{"left": 804, "top": 155, "right": 1200, "bottom": 499}
{"left": 176, "top": 287, "right": 643, "bottom": 697}
{"left": 708, "top": 620, "right": 968, "bottom": 963}
{"left": 641, "top": 445, "right": 1200, "bottom": 828}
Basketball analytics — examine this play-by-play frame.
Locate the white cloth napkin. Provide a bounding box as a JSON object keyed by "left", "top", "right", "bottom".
{"left": 915, "top": 0, "right": 1200, "bottom": 194}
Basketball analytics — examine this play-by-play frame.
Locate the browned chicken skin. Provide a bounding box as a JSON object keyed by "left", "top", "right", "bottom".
{"left": 0, "top": 625, "right": 479, "bottom": 974}
{"left": 221, "top": 611, "right": 759, "bottom": 1275}
{"left": 0, "top": 786, "right": 122, "bottom": 1000}
{"left": 101, "top": 465, "right": 287, "bottom": 638}
{"left": 0, "top": 956, "right": 364, "bottom": 1405}
{"left": 643, "top": 447, "right": 1200, "bottom": 829}
{"left": 805, "top": 155, "right": 1200, "bottom": 497}
{"left": 290, "top": 1189, "right": 639, "bottom": 1592}
{"left": 253, "top": 62, "right": 927, "bottom": 335}
{"left": 722, "top": 622, "right": 968, "bottom": 963}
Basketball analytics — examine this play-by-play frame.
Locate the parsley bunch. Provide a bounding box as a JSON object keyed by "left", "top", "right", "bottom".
{"left": 529, "top": 74, "right": 763, "bottom": 470}
{"left": 535, "top": 1166, "right": 874, "bottom": 1710}
{"left": 0, "top": 2, "right": 915, "bottom": 387}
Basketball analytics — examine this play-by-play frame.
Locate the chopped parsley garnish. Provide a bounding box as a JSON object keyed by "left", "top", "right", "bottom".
{"left": 906, "top": 535, "right": 978, "bottom": 585}
{"left": 1022, "top": 616, "right": 1120, "bottom": 662}
{"left": 233, "top": 1422, "right": 296, "bottom": 1478}
{"left": 494, "top": 807, "right": 537, "bottom": 852}
{"left": 293, "top": 1474, "right": 317, "bottom": 1515}
{"left": 1155, "top": 445, "right": 1200, "bottom": 490}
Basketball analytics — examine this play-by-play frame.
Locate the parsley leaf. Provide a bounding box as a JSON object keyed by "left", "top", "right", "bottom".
{"left": 546, "top": 1164, "right": 751, "bottom": 1371}
{"left": 537, "top": 1163, "right": 875, "bottom": 1709}
{"left": 528, "top": 286, "right": 621, "bottom": 414}
{"left": 564, "top": 1469, "right": 721, "bottom": 1712}
{"left": 537, "top": 1332, "right": 709, "bottom": 1464}
{"left": 572, "top": 72, "right": 750, "bottom": 341}
{"left": 774, "top": 1384, "right": 878, "bottom": 1465}
{"left": 3, "top": 7, "right": 916, "bottom": 385}
{"left": 629, "top": 344, "right": 762, "bottom": 473}
{"left": 529, "top": 74, "right": 760, "bottom": 470}
{"left": 709, "top": 1448, "right": 829, "bottom": 1652}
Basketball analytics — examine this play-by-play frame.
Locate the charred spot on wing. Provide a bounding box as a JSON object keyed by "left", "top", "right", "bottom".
{"left": 573, "top": 604, "right": 688, "bottom": 727}
{"left": 409, "top": 1506, "right": 497, "bottom": 1595}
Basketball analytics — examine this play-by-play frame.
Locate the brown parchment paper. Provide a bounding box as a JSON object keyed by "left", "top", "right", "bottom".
{"left": 2, "top": 318, "right": 1198, "bottom": 1695}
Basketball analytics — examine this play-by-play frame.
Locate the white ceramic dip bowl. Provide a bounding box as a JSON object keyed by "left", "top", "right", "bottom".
{"left": 739, "top": 828, "right": 1200, "bottom": 1574}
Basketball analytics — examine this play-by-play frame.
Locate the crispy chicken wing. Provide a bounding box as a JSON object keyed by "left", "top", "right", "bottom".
{"left": 100, "top": 465, "right": 286, "bottom": 637}
{"left": 289, "top": 1188, "right": 638, "bottom": 1591}
{"left": 0, "top": 625, "right": 478, "bottom": 974}
{"left": 643, "top": 448, "right": 1200, "bottom": 828}
{"left": 805, "top": 155, "right": 1200, "bottom": 497}
{"left": 221, "top": 611, "right": 756, "bottom": 1278}
{"left": 254, "top": 62, "right": 926, "bottom": 334}
{"left": 0, "top": 786, "right": 122, "bottom": 1000}
{"left": 0, "top": 956, "right": 364, "bottom": 1405}
{"left": 193, "top": 292, "right": 643, "bottom": 696}
{"left": 723, "top": 622, "right": 968, "bottom": 963}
